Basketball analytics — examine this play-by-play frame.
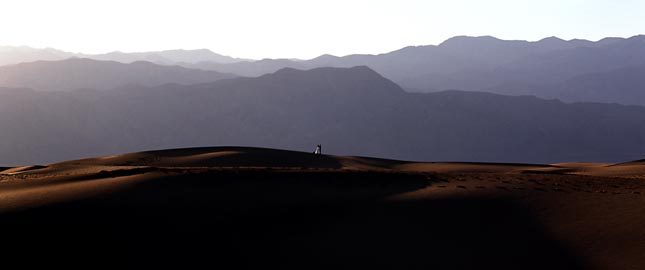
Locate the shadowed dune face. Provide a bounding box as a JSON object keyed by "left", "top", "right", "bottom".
{"left": 2, "top": 147, "right": 645, "bottom": 269}
{"left": 0, "top": 169, "right": 586, "bottom": 270}
{"left": 55, "top": 146, "right": 344, "bottom": 169}
{"left": 63, "top": 146, "right": 645, "bottom": 177}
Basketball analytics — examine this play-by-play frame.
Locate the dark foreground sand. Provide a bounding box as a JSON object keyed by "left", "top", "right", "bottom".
{"left": 1, "top": 147, "right": 645, "bottom": 270}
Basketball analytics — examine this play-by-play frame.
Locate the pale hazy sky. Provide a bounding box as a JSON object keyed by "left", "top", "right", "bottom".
{"left": 1, "top": 0, "right": 643, "bottom": 59}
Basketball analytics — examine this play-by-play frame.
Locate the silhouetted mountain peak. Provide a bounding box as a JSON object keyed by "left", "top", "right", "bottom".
{"left": 168, "top": 48, "right": 211, "bottom": 53}
{"left": 312, "top": 54, "right": 340, "bottom": 60}
{"left": 309, "top": 54, "right": 342, "bottom": 65}
{"left": 626, "top": 35, "right": 645, "bottom": 43}
{"left": 25, "top": 57, "right": 145, "bottom": 67}
{"left": 537, "top": 36, "right": 566, "bottom": 45}
{"left": 439, "top": 35, "right": 505, "bottom": 47}
{"left": 539, "top": 36, "right": 565, "bottom": 42}
{"left": 0, "top": 46, "right": 76, "bottom": 66}
{"left": 10, "top": 57, "right": 116, "bottom": 67}
{"left": 568, "top": 38, "right": 595, "bottom": 46}
{"left": 272, "top": 67, "right": 300, "bottom": 75}
{"left": 155, "top": 49, "right": 243, "bottom": 63}
{"left": 534, "top": 36, "right": 594, "bottom": 50}
{"left": 603, "top": 35, "right": 645, "bottom": 50}
{"left": 271, "top": 65, "right": 383, "bottom": 79}
{"left": 251, "top": 66, "right": 403, "bottom": 96}
{"left": 595, "top": 37, "right": 624, "bottom": 46}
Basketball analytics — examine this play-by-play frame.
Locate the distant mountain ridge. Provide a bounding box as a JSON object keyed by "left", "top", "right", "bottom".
{"left": 1, "top": 66, "right": 644, "bottom": 165}
{"left": 0, "top": 46, "right": 75, "bottom": 66}
{"left": 0, "top": 58, "right": 236, "bottom": 91}
{"left": 3, "top": 35, "right": 645, "bottom": 104}
{"left": 178, "top": 35, "right": 632, "bottom": 77}
{"left": 0, "top": 46, "right": 248, "bottom": 66}
{"left": 173, "top": 35, "right": 645, "bottom": 105}
{"left": 84, "top": 49, "right": 250, "bottom": 65}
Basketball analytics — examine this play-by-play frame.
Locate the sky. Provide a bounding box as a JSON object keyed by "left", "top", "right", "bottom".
{"left": 0, "top": 0, "right": 644, "bottom": 60}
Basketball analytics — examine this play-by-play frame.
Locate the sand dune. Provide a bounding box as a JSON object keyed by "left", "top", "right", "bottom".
{"left": 1, "top": 146, "right": 645, "bottom": 269}
{"left": 52, "top": 147, "right": 345, "bottom": 168}
{"left": 39, "top": 146, "right": 645, "bottom": 176}
{"left": 0, "top": 165, "right": 47, "bottom": 174}
{"left": 520, "top": 162, "right": 645, "bottom": 178}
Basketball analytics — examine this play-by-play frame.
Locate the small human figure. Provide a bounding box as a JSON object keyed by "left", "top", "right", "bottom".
{"left": 313, "top": 144, "right": 322, "bottom": 155}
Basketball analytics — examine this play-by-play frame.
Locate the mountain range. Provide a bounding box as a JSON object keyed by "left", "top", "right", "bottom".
{"left": 1, "top": 66, "right": 644, "bottom": 165}
{"left": 0, "top": 46, "right": 247, "bottom": 66}
{"left": 85, "top": 49, "right": 249, "bottom": 65}
{"left": 0, "top": 58, "right": 235, "bottom": 91}
{"left": 0, "top": 46, "right": 73, "bottom": 66}
{"left": 4, "top": 35, "right": 644, "bottom": 105}
{"left": 178, "top": 35, "right": 645, "bottom": 105}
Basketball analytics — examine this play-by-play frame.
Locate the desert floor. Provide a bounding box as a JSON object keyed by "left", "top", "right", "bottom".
{"left": 2, "top": 147, "right": 645, "bottom": 269}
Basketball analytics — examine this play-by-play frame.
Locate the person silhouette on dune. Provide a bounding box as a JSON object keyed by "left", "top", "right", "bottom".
{"left": 313, "top": 144, "right": 322, "bottom": 155}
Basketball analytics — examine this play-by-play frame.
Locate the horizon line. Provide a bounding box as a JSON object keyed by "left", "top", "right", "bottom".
{"left": 1, "top": 34, "right": 643, "bottom": 62}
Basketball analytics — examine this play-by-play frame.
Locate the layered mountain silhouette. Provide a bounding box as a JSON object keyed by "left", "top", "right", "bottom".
{"left": 0, "top": 46, "right": 247, "bottom": 66}
{"left": 1, "top": 66, "right": 645, "bottom": 165}
{"left": 4, "top": 36, "right": 645, "bottom": 104}
{"left": 0, "top": 46, "right": 74, "bottom": 66}
{"left": 179, "top": 35, "right": 626, "bottom": 78}
{"left": 0, "top": 58, "right": 236, "bottom": 91}
{"left": 489, "top": 65, "right": 645, "bottom": 105}
{"left": 85, "top": 49, "right": 249, "bottom": 65}
{"left": 178, "top": 35, "right": 645, "bottom": 105}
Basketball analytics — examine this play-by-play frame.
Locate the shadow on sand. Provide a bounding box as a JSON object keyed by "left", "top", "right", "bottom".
{"left": 0, "top": 170, "right": 586, "bottom": 269}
